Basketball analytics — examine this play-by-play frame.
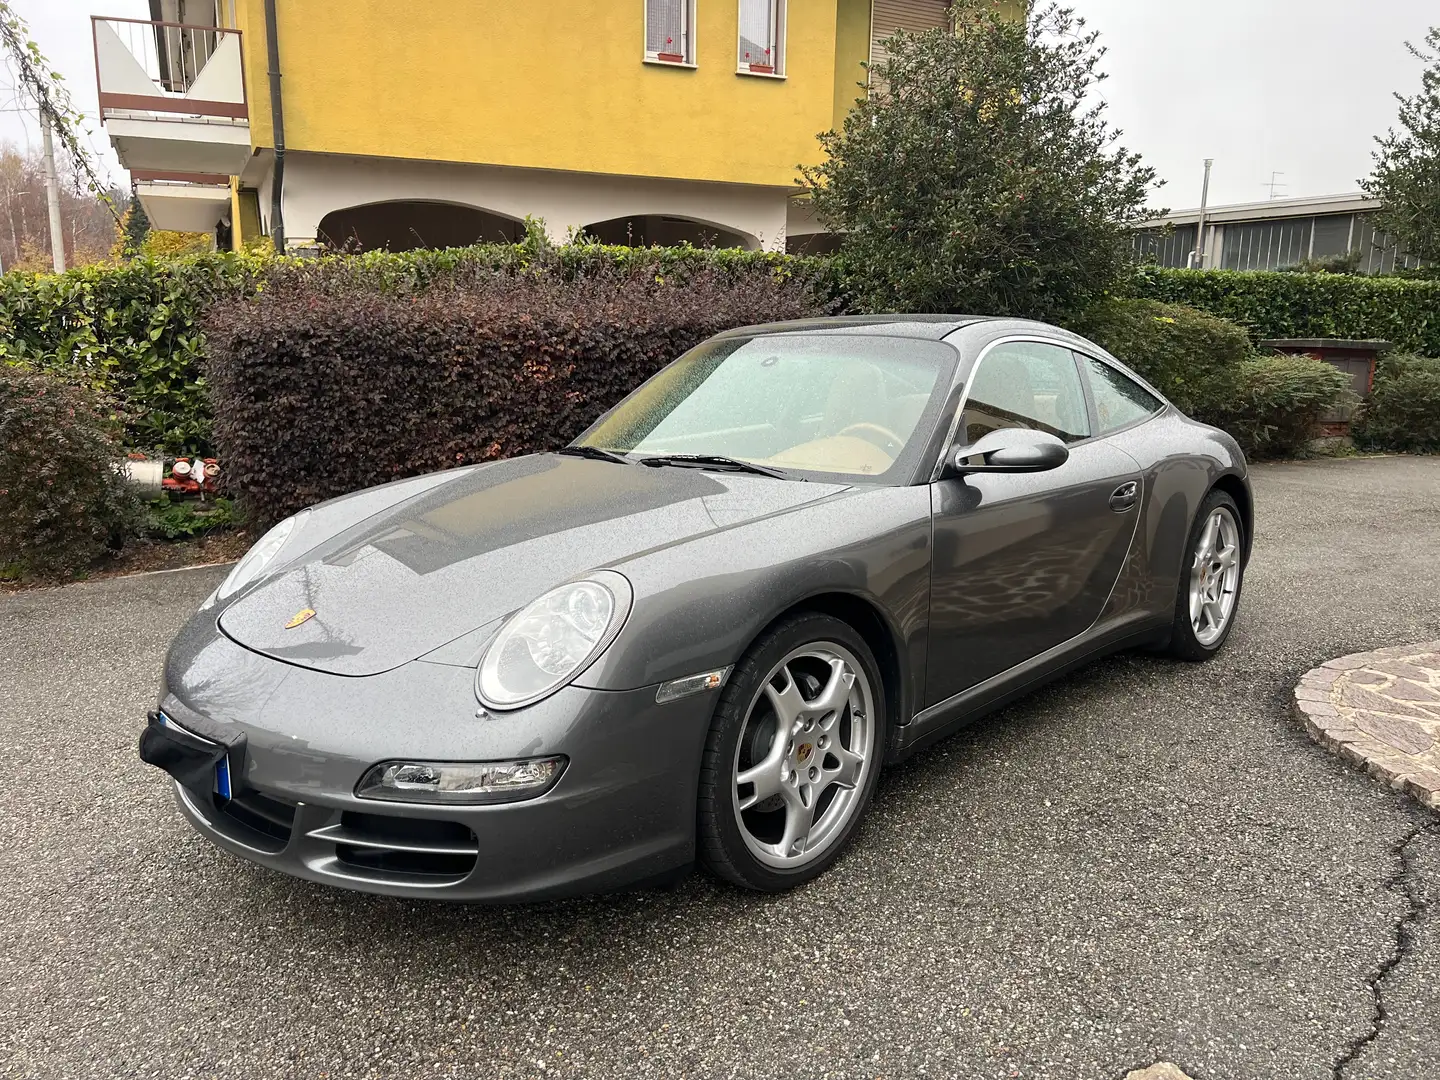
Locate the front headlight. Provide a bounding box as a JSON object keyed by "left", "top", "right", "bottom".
{"left": 204, "top": 509, "right": 310, "bottom": 608}
{"left": 355, "top": 757, "right": 567, "bottom": 805}
{"left": 476, "top": 571, "right": 633, "bottom": 709}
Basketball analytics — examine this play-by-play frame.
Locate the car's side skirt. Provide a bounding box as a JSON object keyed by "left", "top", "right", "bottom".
{"left": 887, "top": 611, "right": 1171, "bottom": 763}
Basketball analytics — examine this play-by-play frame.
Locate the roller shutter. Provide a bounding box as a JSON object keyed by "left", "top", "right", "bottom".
{"left": 869, "top": 0, "right": 951, "bottom": 69}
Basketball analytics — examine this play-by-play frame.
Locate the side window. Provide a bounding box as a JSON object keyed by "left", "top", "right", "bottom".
{"left": 738, "top": 0, "right": 785, "bottom": 74}
{"left": 646, "top": 0, "right": 695, "bottom": 65}
{"left": 1079, "top": 353, "right": 1163, "bottom": 434}
{"left": 962, "top": 341, "right": 1090, "bottom": 445}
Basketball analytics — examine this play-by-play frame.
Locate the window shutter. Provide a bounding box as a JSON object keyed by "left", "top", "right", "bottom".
{"left": 646, "top": 0, "right": 686, "bottom": 59}
{"left": 869, "top": 0, "right": 951, "bottom": 71}
{"left": 738, "top": 0, "right": 777, "bottom": 71}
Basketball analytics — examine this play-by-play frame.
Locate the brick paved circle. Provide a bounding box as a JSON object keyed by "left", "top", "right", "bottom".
{"left": 1293, "top": 642, "right": 1440, "bottom": 809}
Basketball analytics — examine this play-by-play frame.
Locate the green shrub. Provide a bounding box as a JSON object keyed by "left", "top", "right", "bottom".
{"left": 0, "top": 367, "right": 141, "bottom": 580}
{"left": 1195, "top": 355, "right": 1356, "bottom": 459}
{"left": 1276, "top": 252, "right": 1364, "bottom": 274}
{"left": 1132, "top": 267, "right": 1440, "bottom": 356}
{"left": 204, "top": 261, "right": 829, "bottom": 527}
{"left": 0, "top": 253, "right": 261, "bottom": 454}
{"left": 1068, "top": 299, "right": 1252, "bottom": 412}
{"left": 1352, "top": 354, "right": 1440, "bottom": 452}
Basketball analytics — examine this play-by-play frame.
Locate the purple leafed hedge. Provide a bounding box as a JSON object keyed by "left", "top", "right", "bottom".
{"left": 204, "top": 263, "right": 828, "bottom": 526}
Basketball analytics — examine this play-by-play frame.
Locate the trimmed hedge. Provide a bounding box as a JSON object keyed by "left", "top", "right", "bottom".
{"left": 0, "top": 366, "right": 140, "bottom": 580}
{"left": 0, "top": 255, "right": 255, "bottom": 453}
{"left": 1132, "top": 267, "right": 1440, "bottom": 357}
{"left": 1067, "top": 298, "right": 1251, "bottom": 413}
{"left": 1352, "top": 354, "right": 1440, "bottom": 453}
{"left": 204, "top": 261, "right": 829, "bottom": 526}
{"left": 1069, "top": 297, "right": 1356, "bottom": 456}
{"left": 1200, "top": 355, "right": 1356, "bottom": 459}
{"left": 7, "top": 244, "right": 1436, "bottom": 472}
{"left": 0, "top": 243, "right": 837, "bottom": 456}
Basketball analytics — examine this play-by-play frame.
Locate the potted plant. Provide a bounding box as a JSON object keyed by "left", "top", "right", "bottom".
{"left": 657, "top": 36, "right": 685, "bottom": 63}
{"left": 746, "top": 46, "right": 774, "bottom": 74}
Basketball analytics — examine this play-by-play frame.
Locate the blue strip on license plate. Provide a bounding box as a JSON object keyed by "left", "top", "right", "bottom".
{"left": 158, "top": 711, "right": 231, "bottom": 798}
{"left": 214, "top": 755, "right": 232, "bottom": 799}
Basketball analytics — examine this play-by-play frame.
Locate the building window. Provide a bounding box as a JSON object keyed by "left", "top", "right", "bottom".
{"left": 646, "top": 0, "right": 694, "bottom": 65}
{"left": 738, "top": 0, "right": 784, "bottom": 75}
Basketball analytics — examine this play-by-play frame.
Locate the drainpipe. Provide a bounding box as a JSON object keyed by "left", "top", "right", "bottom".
{"left": 263, "top": 0, "right": 286, "bottom": 252}
{"left": 1191, "top": 158, "right": 1213, "bottom": 269}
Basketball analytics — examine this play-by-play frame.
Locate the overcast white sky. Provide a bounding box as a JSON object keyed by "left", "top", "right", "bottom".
{"left": 0, "top": 0, "right": 149, "bottom": 190}
{"left": 2, "top": 0, "right": 1435, "bottom": 211}
{"left": 1067, "top": 0, "right": 1436, "bottom": 209}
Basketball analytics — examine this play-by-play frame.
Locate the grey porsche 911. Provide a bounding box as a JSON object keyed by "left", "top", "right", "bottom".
{"left": 141, "top": 315, "right": 1251, "bottom": 900}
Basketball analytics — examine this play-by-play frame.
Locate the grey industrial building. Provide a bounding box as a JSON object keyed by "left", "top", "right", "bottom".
{"left": 1134, "top": 192, "right": 1422, "bottom": 274}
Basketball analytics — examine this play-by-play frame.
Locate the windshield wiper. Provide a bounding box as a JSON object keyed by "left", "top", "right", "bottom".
{"left": 556, "top": 445, "right": 631, "bottom": 465}
{"left": 637, "top": 454, "right": 795, "bottom": 480}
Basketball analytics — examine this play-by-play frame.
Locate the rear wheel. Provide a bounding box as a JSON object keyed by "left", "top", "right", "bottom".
{"left": 698, "top": 613, "right": 885, "bottom": 891}
{"left": 1165, "top": 489, "right": 1245, "bottom": 661}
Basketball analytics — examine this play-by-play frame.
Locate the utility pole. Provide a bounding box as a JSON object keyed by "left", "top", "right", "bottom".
{"left": 1190, "top": 158, "right": 1213, "bottom": 269}
{"left": 39, "top": 108, "right": 65, "bottom": 272}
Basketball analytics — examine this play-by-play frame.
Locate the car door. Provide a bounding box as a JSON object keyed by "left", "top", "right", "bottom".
{"left": 925, "top": 338, "right": 1142, "bottom": 707}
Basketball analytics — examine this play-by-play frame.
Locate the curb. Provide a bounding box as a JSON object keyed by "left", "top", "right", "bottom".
{"left": 1293, "top": 643, "right": 1440, "bottom": 810}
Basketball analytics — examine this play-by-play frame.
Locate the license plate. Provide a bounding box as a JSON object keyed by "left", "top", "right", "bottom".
{"left": 157, "top": 711, "right": 232, "bottom": 799}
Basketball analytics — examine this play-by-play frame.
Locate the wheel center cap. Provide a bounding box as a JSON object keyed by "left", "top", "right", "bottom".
{"left": 796, "top": 743, "right": 814, "bottom": 764}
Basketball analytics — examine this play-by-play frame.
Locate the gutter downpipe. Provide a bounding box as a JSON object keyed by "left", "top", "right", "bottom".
{"left": 1191, "top": 158, "right": 1213, "bottom": 269}
{"left": 263, "top": 0, "right": 285, "bottom": 252}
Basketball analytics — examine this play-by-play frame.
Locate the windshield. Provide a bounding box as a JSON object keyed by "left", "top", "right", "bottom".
{"left": 575, "top": 334, "right": 957, "bottom": 481}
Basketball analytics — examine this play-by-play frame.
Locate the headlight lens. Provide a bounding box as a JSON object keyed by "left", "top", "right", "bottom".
{"left": 356, "top": 757, "right": 566, "bottom": 805}
{"left": 206, "top": 510, "right": 309, "bottom": 607}
{"left": 477, "top": 574, "right": 631, "bottom": 709}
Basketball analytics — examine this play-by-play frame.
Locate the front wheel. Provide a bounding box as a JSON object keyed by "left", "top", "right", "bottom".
{"left": 1165, "top": 488, "right": 1245, "bottom": 661}
{"left": 697, "top": 613, "right": 886, "bottom": 892}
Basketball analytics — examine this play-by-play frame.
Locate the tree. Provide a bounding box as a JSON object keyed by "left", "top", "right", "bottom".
{"left": 0, "top": 143, "right": 120, "bottom": 269}
{"left": 800, "top": 2, "right": 1160, "bottom": 322}
{"left": 1363, "top": 27, "right": 1440, "bottom": 264}
{"left": 120, "top": 195, "right": 151, "bottom": 258}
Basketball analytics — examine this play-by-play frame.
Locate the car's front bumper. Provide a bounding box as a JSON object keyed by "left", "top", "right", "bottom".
{"left": 158, "top": 631, "right": 717, "bottom": 902}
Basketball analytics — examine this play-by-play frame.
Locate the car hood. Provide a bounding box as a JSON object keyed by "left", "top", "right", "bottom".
{"left": 218, "top": 454, "right": 848, "bottom": 676}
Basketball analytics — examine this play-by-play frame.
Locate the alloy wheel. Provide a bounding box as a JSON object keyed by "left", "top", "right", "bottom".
{"left": 1189, "top": 505, "right": 1241, "bottom": 646}
{"left": 730, "top": 642, "right": 876, "bottom": 869}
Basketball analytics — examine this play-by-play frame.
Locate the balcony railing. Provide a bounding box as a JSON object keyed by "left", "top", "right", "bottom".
{"left": 92, "top": 16, "right": 246, "bottom": 120}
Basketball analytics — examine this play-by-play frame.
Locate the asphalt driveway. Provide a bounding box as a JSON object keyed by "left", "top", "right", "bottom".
{"left": 2, "top": 456, "right": 1437, "bottom": 1080}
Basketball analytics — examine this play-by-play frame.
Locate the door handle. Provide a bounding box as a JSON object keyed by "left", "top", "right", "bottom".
{"left": 1109, "top": 481, "right": 1138, "bottom": 512}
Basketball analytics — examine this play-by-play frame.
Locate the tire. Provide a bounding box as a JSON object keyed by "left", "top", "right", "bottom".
{"left": 697, "top": 612, "right": 887, "bottom": 892}
{"left": 1164, "top": 488, "right": 1245, "bottom": 661}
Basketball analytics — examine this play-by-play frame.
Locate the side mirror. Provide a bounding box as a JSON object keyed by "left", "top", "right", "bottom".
{"left": 943, "top": 428, "right": 1069, "bottom": 477}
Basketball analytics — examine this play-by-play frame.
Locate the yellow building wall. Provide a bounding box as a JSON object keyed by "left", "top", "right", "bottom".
{"left": 831, "top": 0, "right": 870, "bottom": 134}
{"left": 236, "top": 0, "right": 846, "bottom": 188}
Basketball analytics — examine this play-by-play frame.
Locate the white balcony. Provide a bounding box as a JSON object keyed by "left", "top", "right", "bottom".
{"left": 131, "top": 170, "right": 231, "bottom": 233}
{"left": 92, "top": 16, "right": 251, "bottom": 176}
